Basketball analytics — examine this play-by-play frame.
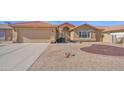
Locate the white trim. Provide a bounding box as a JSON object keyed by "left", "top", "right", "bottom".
{"left": 78, "top": 31, "right": 91, "bottom": 39}
{"left": 110, "top": 32, "right": 124, "bottom": 35}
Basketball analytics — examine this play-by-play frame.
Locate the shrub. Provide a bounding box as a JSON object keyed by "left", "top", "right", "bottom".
{"left": 56, "top": 37, "right": 65, "bottom": 43}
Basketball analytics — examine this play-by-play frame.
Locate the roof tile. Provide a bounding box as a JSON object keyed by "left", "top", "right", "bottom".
{"left": 11, "top": 21, "right": 57, "bottom": 28}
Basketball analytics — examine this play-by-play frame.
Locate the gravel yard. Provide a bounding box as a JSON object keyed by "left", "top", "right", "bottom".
{"left": 29, "top": 42, "right": 124, "bottom": 71}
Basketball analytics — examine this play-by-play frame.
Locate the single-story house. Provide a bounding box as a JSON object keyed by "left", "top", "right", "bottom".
{"left": 0, "top": 24, "right": 13, "bottom": 41}
{"left": 101, "top": 25, "right": 124, "bottom": 43}
{"left": 1, "top": 21, "right": 124, "bottom": 43}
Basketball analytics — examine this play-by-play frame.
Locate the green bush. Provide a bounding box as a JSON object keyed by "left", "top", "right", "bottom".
{"left": 56, "top": 37, "right": 65, "bottom": 43}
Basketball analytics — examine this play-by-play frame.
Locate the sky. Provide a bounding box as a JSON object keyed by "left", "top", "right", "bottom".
{"left": 49, "top": 21, "right": 124, "bottom": 26}
{"left": 1, "top": 21, "right": 124, "bottom": 26}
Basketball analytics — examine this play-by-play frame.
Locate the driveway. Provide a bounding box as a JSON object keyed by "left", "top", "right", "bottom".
{"left": 0, "top": 43, "right": 49, "bottom": 71}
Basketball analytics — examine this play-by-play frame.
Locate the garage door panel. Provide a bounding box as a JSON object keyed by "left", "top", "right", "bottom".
{"left": 20, "top": 29, "right": 52, "bottom": 43}
{"left": 22, "top": 31, "right": 51, "bottom": 39}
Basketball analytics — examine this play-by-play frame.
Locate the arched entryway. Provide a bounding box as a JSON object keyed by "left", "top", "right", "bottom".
{"left": 57, "top": 26, "right": 71, "bottom": 42}
{"left": 62, "top": 26, "right": 70, "bottom": 41}
{"left": 58, "top": 22, "right": 76, "bottom": 43}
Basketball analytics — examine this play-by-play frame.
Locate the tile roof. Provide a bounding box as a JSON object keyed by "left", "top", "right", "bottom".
{"left": 71, "top": 24, "right": 101, "bottom": 31}
{"left": 9, "top": 21, "right": 124, "bottom": 32}
{"left": 101, "top": 25, "right": 124, "bottom": 32}
{"left": 11, "top": 21, "right": 57, "bottom": 28}
{"left": 95, "top": 26, "right": 108, "bottom": 29}
{"left": 59, "top": 22, "right": 76, "bottom": 27}
{"left": 71, "top": 24, "right": 124, "bottom": 32}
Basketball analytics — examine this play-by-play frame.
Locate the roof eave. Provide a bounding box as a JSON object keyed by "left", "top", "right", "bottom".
{"left": 103, "top": 29, "right": 124, "bottom": 33}
{"left": 70, "top": 24, "right": 101, "bottom": 31}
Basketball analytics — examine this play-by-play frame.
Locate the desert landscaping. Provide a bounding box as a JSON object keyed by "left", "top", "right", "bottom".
{"left": 29, "top": 42, "right": 124, "bottom": 71}
{"left": 0, "top": 42, "right": 124, "bottom": 71}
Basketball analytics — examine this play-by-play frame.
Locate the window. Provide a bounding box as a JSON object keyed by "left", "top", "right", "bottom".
{"left": 78, "top": 31, "right": 91, "bottom": 38}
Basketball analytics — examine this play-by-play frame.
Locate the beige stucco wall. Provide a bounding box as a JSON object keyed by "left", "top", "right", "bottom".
{"left": 0, "top": 29, "right": 13, "bottom": 41}
{"left": 102, "top": 33, "right": 112, "bottom": 43}
{"left": 102, "top": 31, "right": 124, "bottom": 43}
{"left": 58, "top": 24, "right": 73, "bottom": 41}
{"left": 12, "top": 30, "right": 17, "bottom": 42}
{"left": 64, "top": 31, "right": 70, "bottom": 40}
{"left": 15, "top": 27, "right": 56, "bottom": 43}
{"left": 70, "top": 26, "right": 101, "bottom": 42}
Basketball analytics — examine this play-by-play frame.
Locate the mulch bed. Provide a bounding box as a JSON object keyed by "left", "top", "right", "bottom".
{"left": 80, "top": 44, "right": 124, "bottom": 56}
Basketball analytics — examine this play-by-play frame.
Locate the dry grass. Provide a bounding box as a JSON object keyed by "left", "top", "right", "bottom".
{"left": 29, "top": 42, "right": 124, "bottom": 71}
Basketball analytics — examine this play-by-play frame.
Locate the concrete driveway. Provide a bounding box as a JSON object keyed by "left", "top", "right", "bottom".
{"left": 0, "top": 43, "right": 49, "bottom": 71}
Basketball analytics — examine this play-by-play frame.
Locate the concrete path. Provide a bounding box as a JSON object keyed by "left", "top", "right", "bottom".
{"left": 0, "top": 43, "right": 49, "bottom": 71}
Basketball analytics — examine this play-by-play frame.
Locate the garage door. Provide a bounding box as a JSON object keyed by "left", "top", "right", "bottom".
{"left": 21, "top": 30, "right": 52, "bottom": 43}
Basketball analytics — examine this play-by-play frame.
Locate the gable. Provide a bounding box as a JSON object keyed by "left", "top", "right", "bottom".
{"left": 71, "top": 24, "right": 100, "bottom": 32}
{"left": 59, "top": 22, "right": 75, "bottom": 29}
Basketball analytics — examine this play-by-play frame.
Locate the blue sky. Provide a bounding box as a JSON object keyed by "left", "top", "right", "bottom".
{"left": 1, "top": 21, "right": 124, "bottom": 26}
{"left": 49, "top": 21, "right": 124, "bottom": 26}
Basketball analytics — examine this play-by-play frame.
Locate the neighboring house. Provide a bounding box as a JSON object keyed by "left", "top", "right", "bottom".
{"left": 101, "top": 25, "right": 124, "bottom": 43}
{"left": 1, "top": 21, "right": 124, "bottom": 43}
{"left": 0, "top": 24, "right": 13, "bottom": 41}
